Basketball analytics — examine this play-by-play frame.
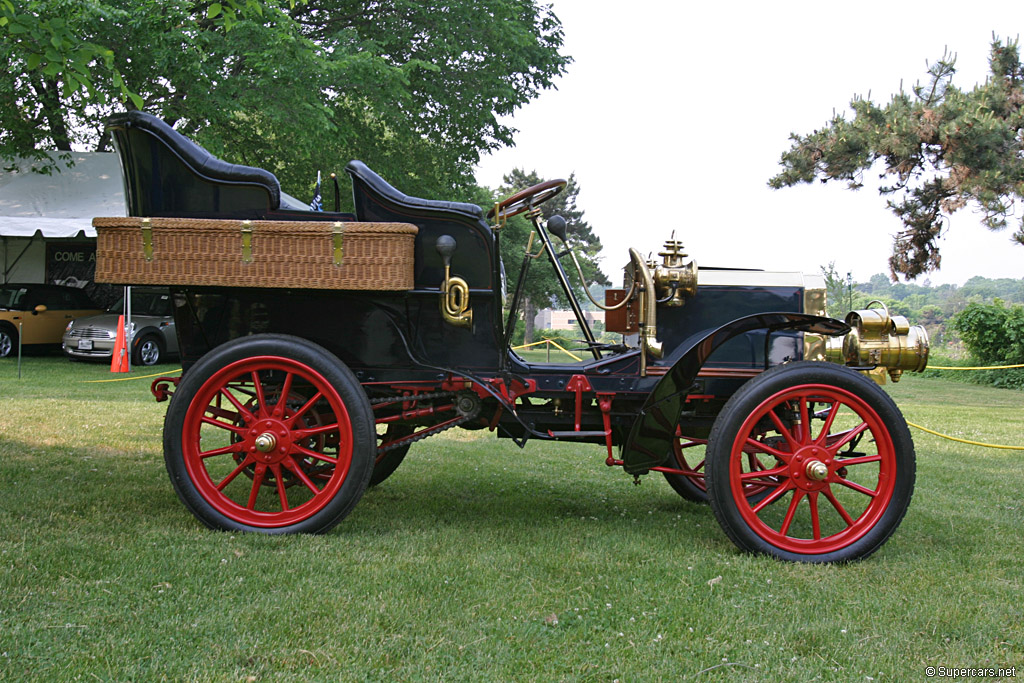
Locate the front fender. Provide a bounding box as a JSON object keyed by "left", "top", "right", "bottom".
{"left": 620, "top": 312, "right": 849, "bottom": 474}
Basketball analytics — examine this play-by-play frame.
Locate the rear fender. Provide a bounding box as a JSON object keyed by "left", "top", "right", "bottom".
{"left": 620, "top": 313, "right": 849, "bottom": 474}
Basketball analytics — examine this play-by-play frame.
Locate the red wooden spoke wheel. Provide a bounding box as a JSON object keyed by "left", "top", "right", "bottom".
{"left": 164, "top": 334, "right": 374, "bottom": 533}
{"left": 664, "top": 430, "right": 777, "bottom": 504}
{"left": 706, "top": 362, "right": 915, "bottom": 563}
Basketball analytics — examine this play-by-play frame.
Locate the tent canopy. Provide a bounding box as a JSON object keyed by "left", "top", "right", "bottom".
{"left": 0, "top": 152, "right": 126, "bottom": 238}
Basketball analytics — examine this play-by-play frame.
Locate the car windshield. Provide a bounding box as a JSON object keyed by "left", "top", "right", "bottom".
{"left": 106, "top": 289, "right": 172, "bottom": 316}
{"left": 0, "top": 286, "right": 29, "bottom": 310}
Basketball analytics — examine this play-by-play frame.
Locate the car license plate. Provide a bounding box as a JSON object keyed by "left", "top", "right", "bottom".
{"left": 78, "top": 339, "right": 93, "bottom": 350}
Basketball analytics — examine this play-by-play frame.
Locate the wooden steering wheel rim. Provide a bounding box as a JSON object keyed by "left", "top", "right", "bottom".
{"left": 488, "top": 179, "right": 567, "bottom": 220}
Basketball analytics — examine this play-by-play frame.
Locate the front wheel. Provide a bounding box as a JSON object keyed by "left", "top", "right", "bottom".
{"left": 0, "top": 324, "right": 17, "bottom": 358}
{"left": 163, "top": 334, "right": 375, "bottom": 534}
{"left": 705, "top": 362, "right": 915, "bottom": 563}
{"left": 133, "top": 334, "right": 164, "bottom": 366}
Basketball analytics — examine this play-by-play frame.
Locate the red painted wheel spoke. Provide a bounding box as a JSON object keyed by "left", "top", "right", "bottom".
{"left": 778, "top": 489, "right": 805, "bottom": 535}
{"left": 834, "top": 454, "right": 882, "bottom": 467}
{"left": 834, "top": 477, "right": 879, "bottom": 498}
{"left": 284, "top": 457, "right": 322, "bottom": 495}
{"left": 752, "top": 479, "right": 795, "bottom": 514}
{"left": 744, "top": 437, "right": 790, "bottom": 461}
{"left": 827, "top": 422, "right": 869, "bottom": 456}
{"left": 813, "top": 402, "right": 840, "bottom": 445}
{"left": 206, "top": 404, "right": 243, "bottom": 423}
{"left": 247, "top": 464, "right": 266, "bottom": 509}
{"left": 767, "top": 409, "right": 799, "bottom": 451}
{"left": 217, "top": 387, "right": 254, "bottom": 423}
{"left": 292, "top": 443, "right": 339, "bottom": 465}
{"left": 740, "top": 464, "right": 787, "bottom": 482}
{"left": 293, "top": 422, "right": 341, "bottom": 439}
{"left": 200, "top": 415, "right": 247, "bottom": 435}
{"left": 822, "top": 486, "right": 855, "bottom": 526}
{"left": 251, "top": 371, "right": 267, "bottom": 414}
{"left": 797, "top": 395, "right": 812, "bottom": 444}
{"left": 274, "top": 372, "right": 295, "bottom": 418}
{"left": 271, "top": 464, "right": 289, "bottom": 511}
{"left": 199, "top": 443, "right": 244, "bottom": 459}
{"left": 288, "top": 390, "right": 324, "bottom": 427}
{"left": 216, "top": 456, "right": 254, "bottom": 491}
{"left": 808, "top": 491, "right": 822, "bottom": 540}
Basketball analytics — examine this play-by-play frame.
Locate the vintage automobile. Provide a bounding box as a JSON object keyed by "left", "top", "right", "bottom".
{"left": 95, "top": 111, "right": 929, "bottom": 562}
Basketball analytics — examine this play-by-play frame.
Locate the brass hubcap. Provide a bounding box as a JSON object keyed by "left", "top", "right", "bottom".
{"left": 254, "top": 432, "right": 277, "bottom": 453}
{"left": 805, "top": 460, "right": 828, "bottom": 481}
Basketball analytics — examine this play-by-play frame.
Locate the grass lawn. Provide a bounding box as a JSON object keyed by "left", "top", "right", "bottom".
{"left": 1, "top": 357, "right": 1022, "bottom": 681}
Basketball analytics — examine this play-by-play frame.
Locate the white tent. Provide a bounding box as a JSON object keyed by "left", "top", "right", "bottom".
{"left": 0, "top": 152, "right": 125, "bottom": 282}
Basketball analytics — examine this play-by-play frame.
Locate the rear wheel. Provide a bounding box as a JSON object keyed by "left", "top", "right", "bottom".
{"left": 662, "top": 432, "right": 710, "bottom": 502}
{"left": 164, "top": 334, "right": 375, "bottom": 534}
{"left": 706, "top": 362, "right": 915, "bottom": 563}
{"left": 0, "top": 324, "right": 17, "bottom": 358}
{"left": 370, "top": 423, "right": 412, "bottom": 487}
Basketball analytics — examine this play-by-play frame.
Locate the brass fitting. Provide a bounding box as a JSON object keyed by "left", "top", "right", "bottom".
{"left": 832, "top": 301, "right": 929, "bottom": 382}
{"left": 650, "top": 237, "right": 697, "bottom": 307}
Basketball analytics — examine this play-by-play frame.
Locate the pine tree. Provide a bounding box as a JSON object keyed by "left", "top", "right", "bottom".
{"left": 770, "top": 37, "right": 1024, "bottom": 280}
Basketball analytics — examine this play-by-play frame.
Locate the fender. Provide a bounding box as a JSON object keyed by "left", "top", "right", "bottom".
{"left": 620, "top": 312, "right": 849, "bottom": 474}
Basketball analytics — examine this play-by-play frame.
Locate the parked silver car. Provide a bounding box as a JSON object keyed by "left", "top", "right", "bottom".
{"left": 63, "top": 287, "right": 178, "bottom": 365}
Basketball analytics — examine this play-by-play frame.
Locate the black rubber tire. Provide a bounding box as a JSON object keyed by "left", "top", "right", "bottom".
{"left": 164, "top": 334, "right": 375, "bottom": 534}
{"left": 370, "top": 423, "right": 412, "bottom": 487}
{"left": 133, "top": 334, "right": 164, "bottom": 366}
{"left": 705, "top": 362, "right": 915, "bottom": 563}
{"left": 0, "top": 324, "right": 17, "bottom": 358}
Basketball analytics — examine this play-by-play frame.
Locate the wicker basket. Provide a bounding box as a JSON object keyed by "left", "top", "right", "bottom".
{"left": 93, "top": 217, "right": 417, "bottom": 291}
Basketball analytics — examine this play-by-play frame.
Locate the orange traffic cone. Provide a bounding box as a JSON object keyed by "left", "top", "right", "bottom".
{"left": 110, "top": 314, "right": 129, "bottom": 373}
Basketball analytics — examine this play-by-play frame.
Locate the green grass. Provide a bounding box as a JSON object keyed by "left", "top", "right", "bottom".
{"left": 1, "top": 358, "right": 1022, "bottom": 681}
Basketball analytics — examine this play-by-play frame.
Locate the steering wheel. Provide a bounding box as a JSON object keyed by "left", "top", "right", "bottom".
{"left": 488, "top": 179, "right": 567, "bottom": 220}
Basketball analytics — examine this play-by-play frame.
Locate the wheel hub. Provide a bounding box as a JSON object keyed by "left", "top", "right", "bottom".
{"left": 790, "top": 445, "right": 831, "bottom": 490}
{"left": 248, "top": 421, "right": 292, "bottom": 464}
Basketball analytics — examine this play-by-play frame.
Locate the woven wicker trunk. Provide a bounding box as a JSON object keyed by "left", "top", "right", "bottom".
{"left": 93, "top": 217, "right": 418, "bottom": 291}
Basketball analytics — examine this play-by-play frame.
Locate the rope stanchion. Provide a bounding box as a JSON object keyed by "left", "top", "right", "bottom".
{"left": 82, "top": 368, "right": 182, "bottom": 384}
{"left": 927, "top": 363, "right": 1024, "bottom": 370}
{"left": 906, "top": 421, "right": 1024, "bottom": 451}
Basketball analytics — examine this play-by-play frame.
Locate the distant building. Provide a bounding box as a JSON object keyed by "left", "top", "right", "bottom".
{"left": 534, "top": 308, "right": 604, "bottom": 330}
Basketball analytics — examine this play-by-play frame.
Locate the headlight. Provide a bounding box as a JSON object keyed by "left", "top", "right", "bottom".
{"left": 65, "top": 320, "right": 74, "bottom": 332}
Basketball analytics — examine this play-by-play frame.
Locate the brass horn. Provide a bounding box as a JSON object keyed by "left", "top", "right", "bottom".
{"left": 436, "top": 235, "right": 472, "bottom": 329}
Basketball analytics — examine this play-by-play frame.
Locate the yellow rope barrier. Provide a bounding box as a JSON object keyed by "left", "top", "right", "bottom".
{"left": 511, "top": 339, "right": 582, "bottom": 361}
{"left": 927, "top": 363, "right": 1024, "bottom": 370}
{"left": 82, "top": 368, "right": 182, "bottom": 383}
{"left": 906, "top": 421, "right": 1024, "bottom": 451}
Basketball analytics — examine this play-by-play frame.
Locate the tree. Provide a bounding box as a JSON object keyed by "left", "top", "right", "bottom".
{"left": 496, "top": 169, "right": 610, "bottom": 343}
{"left": 1, "top": 0, "right": 570, "bottom": 202}
{"left": 769, "top": 37, "right": 1024, "bottom": 280}
{"left": 820, "top": 261, "right": 853, "bottom": 317}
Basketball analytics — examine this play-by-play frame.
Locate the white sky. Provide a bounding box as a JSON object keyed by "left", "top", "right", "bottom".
{"left": 474, "top": 0, "right": 1024, "bottom": 286}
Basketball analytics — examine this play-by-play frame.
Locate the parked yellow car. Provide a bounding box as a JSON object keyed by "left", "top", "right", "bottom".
{"left": 0, "top": 284, "right": 103, "bottom": 357}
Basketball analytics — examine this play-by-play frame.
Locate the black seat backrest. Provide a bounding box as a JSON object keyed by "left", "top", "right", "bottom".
{"left": 107, "top": 111, "right": 282, "bottom": 218}
{"left": 345, "top": 160, "right": 483, "bottom": 222}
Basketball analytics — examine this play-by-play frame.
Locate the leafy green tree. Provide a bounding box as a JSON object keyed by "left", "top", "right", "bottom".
{"left": 820, "top": 261, "right": 853, "bottom": 317}
{"left": 769, "top": 37, "right": 1024, "bottom": 280}
{"left": 953, "top": 300, "right": 1024, "bottom": 364}
{"left": 1, "top": 0, "right": 570, "bottom": 201}
{"left": 496, "top": 169, "right": 610, "bottom": 343}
